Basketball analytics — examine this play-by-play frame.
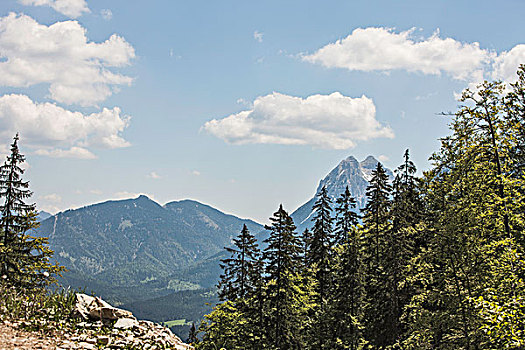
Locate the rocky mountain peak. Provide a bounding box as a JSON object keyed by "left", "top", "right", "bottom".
{"left": 291, "top": 155, "right": 393, "bottom": 232}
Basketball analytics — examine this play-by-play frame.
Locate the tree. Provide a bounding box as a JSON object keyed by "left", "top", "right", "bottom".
{"left": 262, "top": 204, "right": 303, "bottom": 349}
{"left": 0, "top": 134, "right": 61, "bottom": 289}
{"left": 334, "top": 186, "right": 359, "bottom": 246}
{"left": 329, "top": 187, "right": 364, "bottom": 350}
{"left": 404, "top": 70, "right": 525, "bottom": 349}
{"left": 218, "top": 224, "right": 261, "bottom": 302}
{"left": 360, "top": 162, "right": 394, "bottom": 348}
{"left": 187, "top": 322, "right": 199, "bottom": 345}
{"left": 307, "top": 186, "right": 335, "bottom": 348}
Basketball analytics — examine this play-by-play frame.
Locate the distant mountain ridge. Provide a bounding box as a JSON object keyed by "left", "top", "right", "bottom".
{"left": 37, "top": 195, "right": 263, "bottom": 304}
{"left": 291, "top": 155, "right": 393, "bottom": 232}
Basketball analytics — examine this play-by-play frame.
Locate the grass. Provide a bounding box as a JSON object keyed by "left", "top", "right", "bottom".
{"left": 0, "top": 280, "right": 82, "bottom": 333}
{"left": 163, "top": 319, "right": 188, "bottom": 327}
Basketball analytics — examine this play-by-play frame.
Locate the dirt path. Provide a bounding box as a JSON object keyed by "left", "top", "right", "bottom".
{"left": 0, "top": 322, "right": 58, "bottom": 350}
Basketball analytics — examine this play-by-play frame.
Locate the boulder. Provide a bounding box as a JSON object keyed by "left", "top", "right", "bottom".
{"left": 73, "top": 293, "right": 134, "bottom": 321}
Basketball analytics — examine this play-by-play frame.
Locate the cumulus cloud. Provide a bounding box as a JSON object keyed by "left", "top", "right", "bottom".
{"left": 0, "top": 13, "right": 135, "bottom": 106}
{"left": 0, "top": 94, "right": 130, "bottom": 159}
{"left": 100, "top": 9, "right": 113, "bottom": 21}
{"left": 40, "top": 193, "right": 62, "bottom": 203}
{"left": 35, "top": 147, "right": 96, "bottom": 159}
{"left": 254, "top": 31, "right": 264, "bottom": 43}
{"left": 18, "top": 0, "right": 90, "bottom": 18}
{"left": 492, "top": 45, "right": 525, "bottom": 83}
{"left": 148, "top": 171, "right": 161, "bottom": 179}
{"left": 303, "top": 27, "right": 493, "bottom": 81}
{"left": 191, "top": 170, "right": 201, "bottom": 176}
{"left": 378, "top": 155, "right": 389, "bottom": 162}
{"left": 203, "top": 92, "right": 393, "bottom": 150}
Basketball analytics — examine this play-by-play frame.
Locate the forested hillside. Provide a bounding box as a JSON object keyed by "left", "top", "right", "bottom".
{"left": 196, "top": 67, "right": 525, "bottom": 349}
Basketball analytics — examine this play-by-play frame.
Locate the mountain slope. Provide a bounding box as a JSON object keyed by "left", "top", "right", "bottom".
{"left": 291, "top": 155, "right": 393, "bottom": 232}
{"left": 37, "top": 195, "right": 263, "bottom": 303}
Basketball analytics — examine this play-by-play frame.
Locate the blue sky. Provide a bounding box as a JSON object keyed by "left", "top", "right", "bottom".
{"left": 0, "top": 0, "right": 524, "bottom": 223}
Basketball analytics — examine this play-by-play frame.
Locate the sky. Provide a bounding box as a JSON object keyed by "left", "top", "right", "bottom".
{"left": 0, "top": 0, "right": 524, "bottom": 223}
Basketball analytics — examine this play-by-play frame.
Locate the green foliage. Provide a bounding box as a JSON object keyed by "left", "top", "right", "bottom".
{"left": 0, "top": 279, "right": 79, "bottom": 333}
{"left": 0, "top": 134, "right": 63, "bottom": 289}
{"left": 197, "top": 67, "right": 525, "bottom": 349}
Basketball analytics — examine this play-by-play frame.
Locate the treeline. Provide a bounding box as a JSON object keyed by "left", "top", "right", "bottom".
{"left": 196, "top": 66, "right": 525, "bottom": 350}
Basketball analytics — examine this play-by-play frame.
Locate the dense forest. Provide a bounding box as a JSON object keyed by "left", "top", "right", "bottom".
{"left": 196, "top": 66, "right": 525, "bottom": 349}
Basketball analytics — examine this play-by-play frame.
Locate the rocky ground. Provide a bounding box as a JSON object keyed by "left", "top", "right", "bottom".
{"left": 0, "top": 321, "right": 58, "bottom": 349}
{"left": 0, "top": 293, "right": 193, "bottom": 350}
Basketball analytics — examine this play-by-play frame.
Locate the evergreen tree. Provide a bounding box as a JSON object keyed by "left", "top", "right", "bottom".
{"left": 334, "top": 185, "right": 359, "bottom": 245}
{"left": 329, "top": 187, "right": 364, "bottom": 350}
{"left": 360, "top": 162, "right": 393, "bottom": 348}
{"left": 301, "top": 228, "right": 312, "bottom": 268}
{"left": 262, "top": 204, "right": 303, "bottom": 349}
{"left": 361, "top": 162, "right": 392, "bottom": 266}
{"left": 0, "top": 134, "right": 61, "bottom": 288}
{"left": 309, "top": 186, "right": 334, "bottom": 303}
{"left": 187, "top": 322, "right": 199, "bottom": 345}
{"left": 218, "top": 224, "right": 261, "bottom": 302}
{"left": 308, "top": 186, "right": 335, "bottom": 349}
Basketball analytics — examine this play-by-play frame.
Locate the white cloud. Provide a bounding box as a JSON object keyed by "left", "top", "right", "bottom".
{"left": 0, "top": 94, "right": 131, "bottom": 159}
{"left": 113, "top": 191, "right": 140, "bottom": 199}
{"left": 40, "top": 193, "right": 62, "bottom": 203}
{"left": 254, "top": 31, "right": 263, "bottom": 43}
{"left": 203, "top": 92, "right": 393, "bottom": 150}
{"left": 492, "top": 45, "right": 525, "bottom": 83}
{"left": 90, "top": 189, "right": 102, "bottom": 195}
{"left": 148, "top": 171, "right": 161, "bottom": 179}
{"left": 112, "top": 191, "right": 158, "bottom": 203}
{"left": 100, "top": 9, "right": 113, "bottom": 21}
{"left": 18, "top": 0, "right": 90, "bottom": 18}
{"left": 35, "top": 147, "right": 96, "bottom": 159}
{"left": 303, "top": 27, "right": 493, "bottom": 81}
{"left": 191, "top": 170, "right": 201, "bottom": 176}
{"left": 378, "top": 155, "right": 389, "bottom": 162}
{"left": 0, "top": 13, "right": 135, "bottom": 106}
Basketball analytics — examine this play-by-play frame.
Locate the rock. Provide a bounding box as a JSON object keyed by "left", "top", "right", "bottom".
{"left": 73, "top": 293, "right": 134, "bottom": 321}
{"left": 114, "top": 317, "right": 139, "bottom": 330}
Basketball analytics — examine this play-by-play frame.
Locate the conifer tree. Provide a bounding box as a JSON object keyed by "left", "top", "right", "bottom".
{"left": 309, "top": 186, "right": 334, "bottom": 302}
{"left": 0, "top": 134, "right": 61, "bottom": 288}
{"left": 301, "top": 228, "right": 312, "bottom": 268}
{"left": 187, "top": 322, "right": 199, "bottom": 345}
{"left": 361, "top": 162, "right": 393, "bottom": 348}
{"left": 262, "top": 204, "right": 303, "bottom": 349}
{"left": 361, "top": 162, "right": 392, "bottom": 266}
{"left": 334, "top": 185, "right": 359, "bottom": 245}
{"left": 308, "top": 186, "right": 335, "bottom": 349}
{"left": 218, "top": 224, "right": 261, "bottom": 302}
{"left": 329, "top": 187, "right": 363, "bottom": 349}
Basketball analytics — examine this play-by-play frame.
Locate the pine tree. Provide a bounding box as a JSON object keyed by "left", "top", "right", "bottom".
{"left": 310, "top": 186, "right": 334, "bottom": 303}
{"left": 334, "top": 185, "right": 359, "bottom": 245}
{"left": 361, "top": 162, "right": 393, "bottom": 348}
{"left": 0, "top": 134, "right": 61, "bottom": 288}
{"left": 187, "top": 322, "right": 199, "bottom": 345}
{"left": 361, "top": 162, "right": 392, "bottom": 266}
{"left": 218, "top": 224, "right": 261, "bottom": 302}
{"left": 262, "top": 204, "right": 303, "bottom": 349}
{"left": 329, "top": 187, "right": 363, "bottom": 350}
{"left": 307, "top": 186, "right": 335, "bottom": 348}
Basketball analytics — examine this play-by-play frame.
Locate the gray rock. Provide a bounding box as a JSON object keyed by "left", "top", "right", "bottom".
{"left": 114, "top": 317, "right": 139, "bottom": 330}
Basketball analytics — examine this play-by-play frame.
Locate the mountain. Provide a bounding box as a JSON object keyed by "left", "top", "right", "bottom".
{"left": 37, "top": 195, "right": 263, "bottom": 304}
{"left": 37, "top": 210, "right": 52, "bottom": 222}
{"left": 291, "top": 155, "right": 393, "bottom": 232}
